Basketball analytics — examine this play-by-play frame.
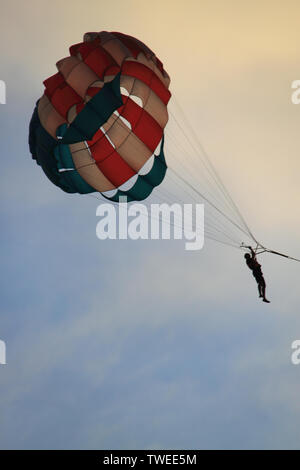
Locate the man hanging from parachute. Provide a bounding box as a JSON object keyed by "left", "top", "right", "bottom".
{"left": 244, "top": 247, "right": 270, "bottom": 303}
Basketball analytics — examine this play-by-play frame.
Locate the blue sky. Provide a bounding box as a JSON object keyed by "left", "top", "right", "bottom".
{"left": 1, "top": 0, "right": 300, "bottom": 450}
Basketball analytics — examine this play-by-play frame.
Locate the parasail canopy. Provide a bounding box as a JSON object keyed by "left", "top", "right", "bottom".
{"left": 29, "top": 31, "right": 171, "bottom": 201}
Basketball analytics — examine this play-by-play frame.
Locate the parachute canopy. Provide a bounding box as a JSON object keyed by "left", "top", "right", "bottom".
{"left": 29, "top": 31, "right": 171, "bottom": 201}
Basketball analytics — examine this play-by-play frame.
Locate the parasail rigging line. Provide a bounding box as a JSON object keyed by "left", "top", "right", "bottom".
{"left": 170, "top": 98, "right": 257, "bottom": 241}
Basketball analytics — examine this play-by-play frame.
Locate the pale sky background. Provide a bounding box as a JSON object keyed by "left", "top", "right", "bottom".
{"left": 0, "top": 0, "right": 300, "bottom": 449}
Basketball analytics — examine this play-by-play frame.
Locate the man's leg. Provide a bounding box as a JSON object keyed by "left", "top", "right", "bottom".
{"left": 260, "top": 277, "right": 270, "bottom": 303}
{"left": 257, "top": 283, "right": 263, "bottom": 297}
{"left": 260, "top": 279, "right": 265, "bottom": 299}
{"left": 255, "top": 276, "right": 263, "bottom": 297}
